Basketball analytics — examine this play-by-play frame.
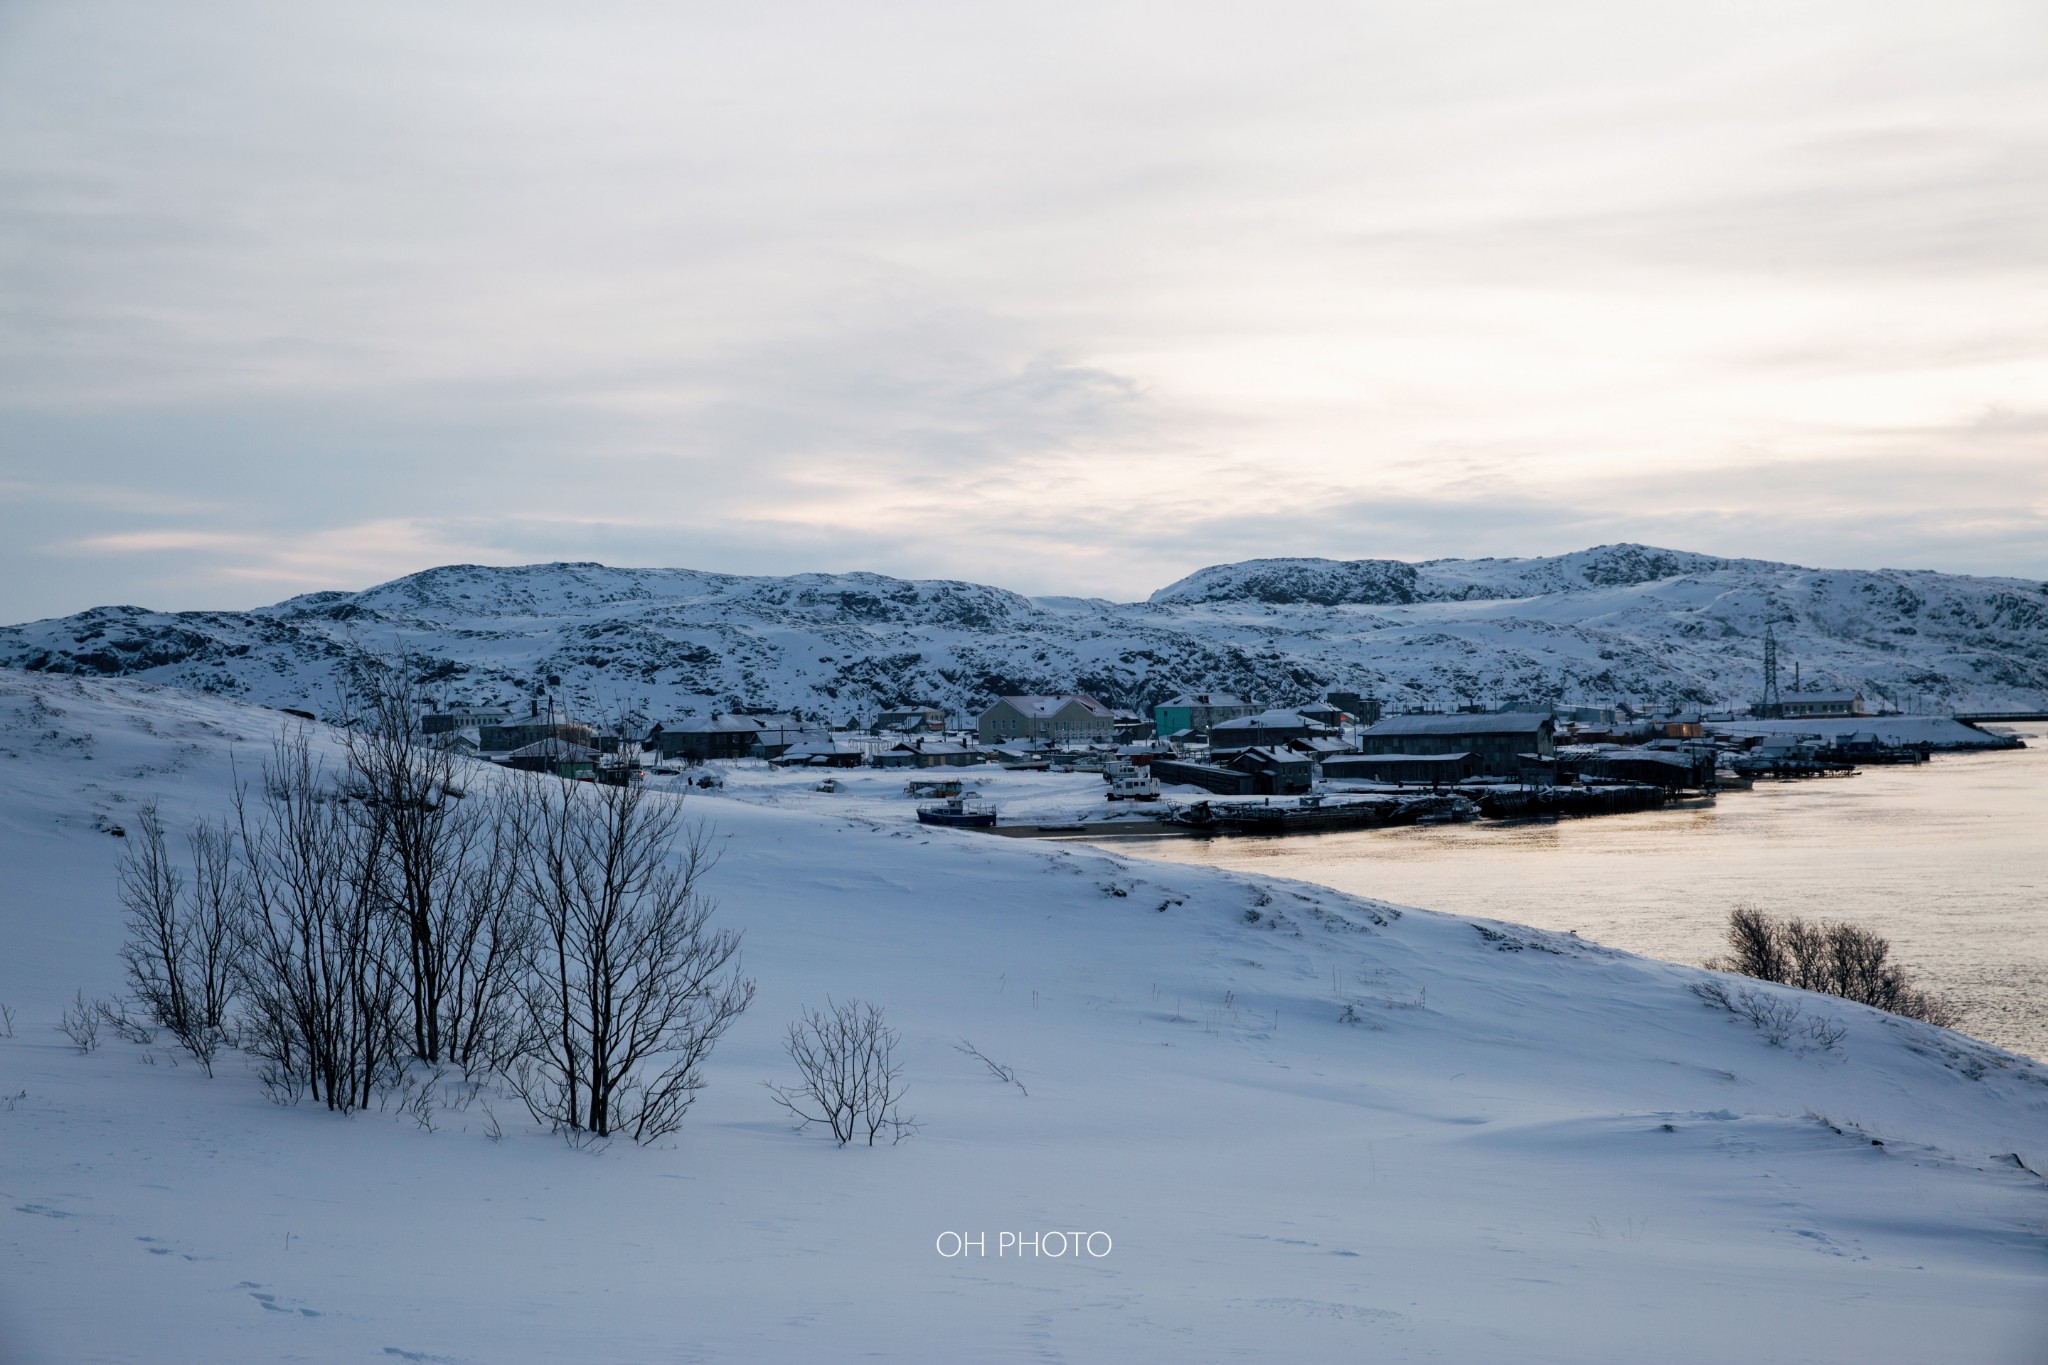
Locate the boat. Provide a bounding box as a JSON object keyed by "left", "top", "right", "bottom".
{"left": 916, "top": 796, "right": 998, "bottom": 828}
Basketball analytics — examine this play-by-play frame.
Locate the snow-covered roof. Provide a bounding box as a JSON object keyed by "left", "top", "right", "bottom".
{"left": 891, "top": 740, "right": 978, "bottom": 755}
{"left": 993, "top": 694, "right": 1111, "bottom": 718}
{"left": 1159, "top": 692, "right": 1250, "bottom": 708}
{"left": 1362, "top": 712, "right": 1553, "bottom": 737}
{"left": 1234, "top": 746, "right": 1312, "bottom": 766}
{"left": 507, "top": 738, "right": 599, "bottom": 760}
{"left": 1210, "top": 709, "right": 1311, "bottom": 732}
{"left": 664, "top": 714, "right": 769, "bottom": 734}
{"left": 1327, "top": 751, "right": 1474, "bottom": 765}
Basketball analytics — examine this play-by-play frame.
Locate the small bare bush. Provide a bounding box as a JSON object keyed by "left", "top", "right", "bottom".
{"left": 767, "top": 999, "right": 917, "bottom": 1146}
{"left": 1692, "top": 979, "right": 1845, "bottom": 1052}
{"left": 59, "top": 991, "right": 102, "bottom": 1053}
{"left": 0, "top": 1001, "right": 14, "bottom": 1038}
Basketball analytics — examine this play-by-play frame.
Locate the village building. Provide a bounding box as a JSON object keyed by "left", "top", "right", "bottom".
{"left": 1322, "top": 751, "right": 1481, "bottom": 786}
{"left": 771, "top": 739, "right": 865, "bottom": 768}
{"left": 501, "top": 738, "right": 599, "bottom": 779}
{"left": 1287, "top": 735, "right": 1358, "bottom": 761}
{"left": 1229, "top": 746, "right": 1316, "bottom": 795}
{"left": 1773, "top": 692, "right": 1868, "bottom": 720}
{"left": 976, "top": 695, "right": 1115, "bottom": 745}
{"left": 1207, "top": 709, "right": 1318, "bottom": 753}
{"left": 1150, "top": 756, "right": 1257, "bottom": 796}
{"left": 1323, "top": 691, "right": 1385, "bottom": 726}
{"left": 649, "top": 714, "right": 767, "bottom": 762}
{"left": 477, "top": 707, "right": 594, "bottom": 754}
{"left": 1152, "top": 692, "right": 1256, "bottom": 738}
{"left": 877, "top": 738, "right": 983, "bottom": 769}
{"left": 1353, "top": 712, "right": 1555, "bottom": 776}
{"left": 870, "top": 706, "right": 947, "bottom": 734}
{"left": 421, "top": 702, "right": 517, "bottom": 735}
{"left": 1111, "top": 711, "right": 1157, "bottom": 743}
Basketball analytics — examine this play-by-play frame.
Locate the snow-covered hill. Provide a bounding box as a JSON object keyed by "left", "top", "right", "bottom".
{"left": 2, "top": 671, "right": 2046, "bottom": 1362}
{"left": 3, "top": 544, "right": 2046, "bottom": 724}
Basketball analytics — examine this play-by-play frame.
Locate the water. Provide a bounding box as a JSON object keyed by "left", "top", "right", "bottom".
{"left": 1105, "top": 727, "right": 2048, "bottom": 1060}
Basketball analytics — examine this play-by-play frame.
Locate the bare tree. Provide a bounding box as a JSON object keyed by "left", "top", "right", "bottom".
{"left": 234, "top": 729, "right": 407, "bottom": 1111}
{"left": 767, "top": 999, "right": 917, "bottom": 1146}
{"left": 508, "top": 772, "right": 753, "bottom": 1142}
{"left": 117, "top": 804, "right": 239, "bottom": 1074}
{"left": 337, "top": 661, "right": 475, "bottom": 1065}
{"left": 433, "top": 789, "right": 536, "bottom": 1077}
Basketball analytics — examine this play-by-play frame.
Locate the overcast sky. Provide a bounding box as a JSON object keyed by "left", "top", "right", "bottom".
{"left": 2, "top": 0, "right": 2044, "bottom": 621}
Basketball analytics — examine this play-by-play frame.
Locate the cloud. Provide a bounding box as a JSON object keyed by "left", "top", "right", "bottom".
{"left": 0, "top": 0, "right": 2043, "bottom": 619}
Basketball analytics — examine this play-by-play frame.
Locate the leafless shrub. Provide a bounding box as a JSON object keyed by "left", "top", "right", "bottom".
{"left": 117, "top": 804, "right": 238, "bottom": 1074}
{"left": 0, "top": 1002, "right": 14, "bottom": 1038}
{"left": 1694, "top": 979, "right": 1845, "bottom": 1052}
{"left": 1805, "top": 1014, "right": 1848, "bottom": 1050}
{"left": 955, "top": 1039, "right": 1026, "bottom": 1096}
{"left": 1691, "top": 977, "right": 1733, "bottom": 1011}
{"left": 768, "top": 998, "right": 917, "bottom": 1146}
{"left": 507, "top": 772, "right": 753, "bottom": 1143}
{"left": 93, "top": 998, "right": 155, "bottom": 1045}
{"left": 58, "top": 991, "right": 101, "bottom": 1053}
{"left": 234, "top": 729, "right": 408, "bottom": 1113}
{"left": 1735, "top": 989, "right": 1806, "bottom": 1047}
{"left": 1708, "top": 904, "right": 1959, "bottom": 1028}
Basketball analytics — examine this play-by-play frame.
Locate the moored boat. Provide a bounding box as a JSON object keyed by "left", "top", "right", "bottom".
{"left": 916, "top": 796, "right": 998, "bottom": 828}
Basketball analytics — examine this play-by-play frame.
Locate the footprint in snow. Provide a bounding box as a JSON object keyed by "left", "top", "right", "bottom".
{"left": 249, "top": 1290, "right": 322, "bottom": 1317}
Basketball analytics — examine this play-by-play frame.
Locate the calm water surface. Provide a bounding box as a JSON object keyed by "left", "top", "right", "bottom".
{"left": 1107, "top": 726, "right": 2048, "bottom": 1060}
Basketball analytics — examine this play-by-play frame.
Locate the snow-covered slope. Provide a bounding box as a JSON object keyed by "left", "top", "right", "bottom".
{"left": 4, "top": 545, "right": 2045, "bottom": 721}
{"left": 2, "top": 670, "right": 2045, "bottom": 1363}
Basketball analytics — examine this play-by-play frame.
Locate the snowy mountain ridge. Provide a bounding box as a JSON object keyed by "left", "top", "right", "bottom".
{"left": 4, "top": 543, "right": 2045, "bottom": 721}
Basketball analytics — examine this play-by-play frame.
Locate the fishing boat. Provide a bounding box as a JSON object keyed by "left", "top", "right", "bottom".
{"left": 916, "top": 796, "right": 998, "bottom": 828}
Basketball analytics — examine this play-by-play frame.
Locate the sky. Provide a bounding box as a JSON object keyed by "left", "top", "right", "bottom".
{"left": 1, "top": 0, "right": 2045, "bottom": 622}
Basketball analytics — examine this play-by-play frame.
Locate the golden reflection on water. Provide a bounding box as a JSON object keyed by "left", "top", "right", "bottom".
{"left": 1106, "top": 728, "right": 2048, "bottom": 1060}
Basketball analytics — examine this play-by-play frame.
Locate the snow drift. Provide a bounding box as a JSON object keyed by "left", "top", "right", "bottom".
{"left": 1, "top": 669, "right": 2044, "bottom": 1362}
